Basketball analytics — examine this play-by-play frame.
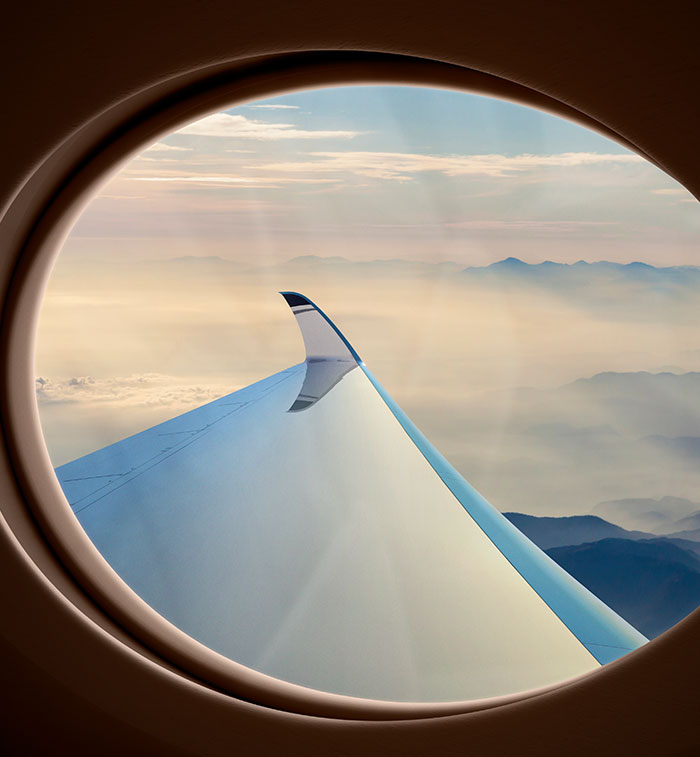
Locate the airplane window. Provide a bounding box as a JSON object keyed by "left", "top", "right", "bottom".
{"left": 35, "top": 85, "right": 700, "bottom": 703}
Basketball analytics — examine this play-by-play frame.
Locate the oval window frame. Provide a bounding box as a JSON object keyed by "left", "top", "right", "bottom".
{"left": 0, "top": 50, "right": 667, "bottom": 720}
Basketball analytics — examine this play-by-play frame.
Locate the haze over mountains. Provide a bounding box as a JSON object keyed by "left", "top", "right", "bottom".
{"left": 592, "top": 496, "right": 700, "bottom": 533}
{"left": 147, "top": 253, "right": 700, "bottom": 323}
{"left": 464, "top": 256, "right": 700, "bottom": 285}
{"left": 413, "top": 368, "right": 700, "bottom": 518}
{"left": 505, "top": 513, "right": 654, "bottom": 550}
{"left": 266, "top": 254, "right": 700, "bottom": 273}
{"left": 86, "top": 252, "right": 700, "bottom": 280}
{"left": 284, "top": 254, "right": 700, "bottom": 288}
{"left": 38, "top": 253, "right": 700, "bottom": 518}
{"left": 36, "top": 251, "right": 700, "bottom": 642}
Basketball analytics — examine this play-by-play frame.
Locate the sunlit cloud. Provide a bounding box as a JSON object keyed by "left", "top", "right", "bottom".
{"left": 128, "top": 174, "right": 339, "bottom": 188}
{"left": 247, "top": 104, "right": 300, "bottom": 110}
{"left": 652, "top": 188, "right": 690, "bottom": 195}
{"left": 333, "top": 220, "right": 619, "bottom": 233}
{"left": 177, "top": 113, "right": 361, "bottom": 140}
{"left": 36, "top": 374, "right": 234, "bottom": 409}
{"left": 652, "top": 187, "right": 698, "bottom": 204}
{"left": 142, "top": 142, "right": 193, "bottom": 153}
{"left": 446, "top": 220, "right": 619, "bottom": 232}
{"left": 130, "top": 175, "right": 261, "bottom": 185}
{"left": 255, "top": 151, "right": 644, "bottom": 180}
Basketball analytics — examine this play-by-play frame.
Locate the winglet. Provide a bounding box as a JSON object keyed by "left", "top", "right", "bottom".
{"left": 280, "top": 291, "right": 362, "bottom": 364}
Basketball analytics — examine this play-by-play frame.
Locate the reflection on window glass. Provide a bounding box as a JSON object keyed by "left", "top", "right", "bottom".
{"left": 37, "top": 86, "right": 700, "bottom": 701}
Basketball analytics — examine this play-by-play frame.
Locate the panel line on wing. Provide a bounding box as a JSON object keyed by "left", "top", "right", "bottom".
{"left": 58, "top": 365, "right": 304, "bottom": 512}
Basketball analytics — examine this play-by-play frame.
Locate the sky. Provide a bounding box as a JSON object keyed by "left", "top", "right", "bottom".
{"left": 37, "top": 85, "right": 700, "bottom": 518}
{"left": 64, "top": 85, "right": 699, "bottom": 266}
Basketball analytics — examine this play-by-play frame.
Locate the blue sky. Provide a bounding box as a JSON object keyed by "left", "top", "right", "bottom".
{"left": 65, "top": 85, "right": 699, "bottom": 267}
{"left": 231, "top": 86, "right": 631, "bottom": 155}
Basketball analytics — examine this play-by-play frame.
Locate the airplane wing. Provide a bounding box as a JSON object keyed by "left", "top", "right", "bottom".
{"left": 54, "top": 292, "right": 647, "bottom": 703}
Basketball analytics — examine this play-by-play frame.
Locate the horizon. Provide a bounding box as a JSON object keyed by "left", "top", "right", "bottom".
{"left": 133, "top": 253, "right": 700, "bottom": 269}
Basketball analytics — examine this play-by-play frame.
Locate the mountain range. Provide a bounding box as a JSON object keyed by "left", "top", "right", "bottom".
{"left": 276, "top": 254, "right": 700, "bottom": 283}
{"left": 547, "top": 539, "right": 700, "bottom": 640}
{"left": 151, "top": 254, "right": 700, "bottom": 283}
{"left": 453, "top": 370, "right": 700, "bottom": 517}
{"left": 505, "top": 511, "right": 700, "bottom": 639}
{"left": 466, "top": 256, "right": 700, "bottom": 279}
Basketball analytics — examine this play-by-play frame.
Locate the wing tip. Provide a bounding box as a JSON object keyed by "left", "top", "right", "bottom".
{"left": 279, "top": 291, "right": 312, "bottom": 308}
{"left": 279, "top": 291, "right": 363, "bottom": 365}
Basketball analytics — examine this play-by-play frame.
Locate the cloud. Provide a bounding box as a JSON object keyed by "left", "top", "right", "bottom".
{"left": 247, "top": 104, "right": 300, "bottom": 110}
{"left": 255, "top": 151, "right": 644, "bottom": 181}
{"left": 652, "top": 188, "right": 690, "bottom": 196}
{"left": 128, "top": 174, "right": 338, "bottom": 188}
{"left": 651, "top": 188, "right": 697, "bottom": 204}
{"left": 36, "top": 374, "right": 233, "bottom": 409}
{"left": 142, "top": 142, "right": 193, "bottom": 153}
{"left": 176, "top": 113, "right": 361, "bottom": 140}
{"left": 340, "top": 220, "right": 619, "bottom": 234}
{"left": 445, "top": 220, "right": 619, "bottom": 232}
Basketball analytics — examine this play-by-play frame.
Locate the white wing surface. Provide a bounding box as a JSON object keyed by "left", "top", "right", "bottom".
{"left": 54, "top": 292, "right": 646, "bottom": 702}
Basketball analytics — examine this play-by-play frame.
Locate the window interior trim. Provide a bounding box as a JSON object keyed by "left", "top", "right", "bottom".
{"left": 0, "top": 50, "right": 666, "bottom": 721}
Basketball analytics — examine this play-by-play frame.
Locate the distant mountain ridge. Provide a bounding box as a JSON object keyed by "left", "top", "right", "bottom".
{"left": 279, "top": 254, "right": 700, "bottom": 273}
{"left": 505, "top": 511, "right": 700, "bottom": 552}
{"left": 504, "top": 511, "right": 700, "bottom": 638}
{"left": 664, "top": 527, "right": 700, "bottom": 543}
{"left": 470, "top": 256, "right": 700, "bottom": 272}
{"left": 542, "top": 370, "right": 700, "bottom": 445}
{"left": 569, "top": 371, "right": 700, "bottom": 388}
{"left": 546, "top": 539, "right": 700, "bottom": 639}
{"left": 504, "top": 512, "right": 652, "bottom": 550}
{"left": 464, "top": 256, "right": 700, "bottom": 279}
{"left": 147, "top": 256, "right": 700, "bottom": 291}
{"left": 125, "top": 254, "right": 700, "bottom": 283}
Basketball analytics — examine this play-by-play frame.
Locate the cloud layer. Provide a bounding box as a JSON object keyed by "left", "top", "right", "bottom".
{"left": 177, "top": 113, "right": 361, "bottom": 140}
{"left": 255, "top": 151, "right": 644, "bottom": 180}
{"left": 248, "top": 104, "right": 299, "bottom": 110}
{"left": 36, "top": 374, "right": 232, "bottom": 409}
{"left": 128, "top": 174, "right": 337, "bottom": 188}
{"left": 142, "top": 142, "right": 193, "bottom": 153}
